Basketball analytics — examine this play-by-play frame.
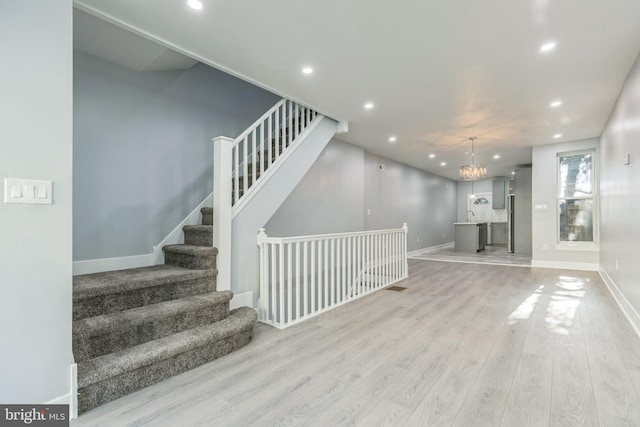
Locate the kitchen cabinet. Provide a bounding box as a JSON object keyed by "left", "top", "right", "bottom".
{"left": 492, "top": 178, "right": 506, "bottom": 209}
{"left": 454, "top": 222, "right": 488, "bottom": 253}
{"left": 490, "top": 222, "right": 507, "bottom": 245}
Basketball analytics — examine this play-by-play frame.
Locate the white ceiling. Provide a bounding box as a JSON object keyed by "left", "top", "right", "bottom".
{"left": 73, "top": 0, "right": 640, "bottom": 180}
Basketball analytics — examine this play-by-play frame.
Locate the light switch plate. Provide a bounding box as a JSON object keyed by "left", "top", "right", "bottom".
{"left": 624, "top": 153, "right": 631, "bottom": 165}
{"left": 4, "top": 178, "right": 53, "bottom": 204}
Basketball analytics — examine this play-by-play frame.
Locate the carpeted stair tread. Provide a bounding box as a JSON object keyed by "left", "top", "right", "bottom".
{"left": 183, "top": 225, "right": 213, "bottom": 246}
{"left": 78, "top": 306, "right": 257, "bottom": 388}
{"left": 73, "top": 291, "right": 233, "bottom": 361}
{"left": 163, "top": 244, "right": 217, "bottom": 270}
{"left": 74, "top": 265, "right": 216, "bottom": 300}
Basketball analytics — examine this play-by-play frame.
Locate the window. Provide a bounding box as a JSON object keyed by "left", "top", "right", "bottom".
{"left": 557, "top": 150, "right": 596, "bottom": 243}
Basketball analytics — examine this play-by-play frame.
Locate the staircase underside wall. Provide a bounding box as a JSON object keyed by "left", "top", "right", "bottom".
{"left": 231, "top": 116, "right": 339, "bottom": 305}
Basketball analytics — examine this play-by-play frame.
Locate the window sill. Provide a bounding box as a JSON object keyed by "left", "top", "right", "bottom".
{"left": 555, "top": 243, "right": 599, "bottom": 252}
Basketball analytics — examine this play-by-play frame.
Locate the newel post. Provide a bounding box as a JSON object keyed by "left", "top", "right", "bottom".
{"left": 213, "top": 136, "right": 234, "bottom": 291}
{"left": 257, "top": 228, "right": 268, "bottom": 321}
{"left": 402, "top": 223, "right": 409, "bottom": 278}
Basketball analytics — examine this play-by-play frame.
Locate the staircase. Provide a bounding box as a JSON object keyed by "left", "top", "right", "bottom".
{"left": 72, "top": 207, "right": 257, "bottom": 413}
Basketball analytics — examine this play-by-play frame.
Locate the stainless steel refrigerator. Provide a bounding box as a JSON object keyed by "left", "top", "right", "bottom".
{"left": 507, "top": 194, "right": 515, "bottom": 253}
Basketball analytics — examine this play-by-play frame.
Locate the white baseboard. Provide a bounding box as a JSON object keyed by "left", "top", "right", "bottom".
{"left": 73, "top": 254, "right": 154, "bottom": 275}
{"left": 153, "top": 193, "right": 213, "bottom": 264}
{"left": 230, "top": 291, "right": 253, "bottom": 310}
{"left": 530, "top": 260, "right": 599, "bottom": 271}
{"left": 408, "top": 242, "right": 454, "bottom": 257}
{"left": 45, "top": 364, "right": 77, "bottom": 419}
{"left": 599, "top": 268, "right": 640, "bottom": 339}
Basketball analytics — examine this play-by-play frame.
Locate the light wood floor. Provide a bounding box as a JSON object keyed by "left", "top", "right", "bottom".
{"left": 72, "top": 260, "right": 640, "bottom": 426}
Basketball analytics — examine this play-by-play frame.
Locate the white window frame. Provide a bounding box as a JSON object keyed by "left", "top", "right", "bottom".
{"left": 556, "top": 149, "right": 598, "bottom": 250}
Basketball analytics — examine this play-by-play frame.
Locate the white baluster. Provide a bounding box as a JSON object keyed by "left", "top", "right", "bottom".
{"left": 259, "top": 122, "right": 265, "bottom": 176}
{"left": 242, "top": 136, "right": 248, "bottom": 196}
{"left": 403, "top": 223, "right": 408, "bottom": 277}
{"left": 279, "top": 242, "right": 284, "bottom": 326}
{"left": 303, "top": 241, "right": 308, "bottom": 318}
{"left": 271, "top": 242, "right": 276, "bottom": 324}
{"left": 311, "top": 240, "right": 316, "bottom": 313}
{"left": 267, "top": 110, "right": 278, "bottom": 168}
{"left": 324, "top": 239, "right": 329, "bottom": 309}
{"left": 288, "top": 101, "right": 293, "bottom": 147}
{"left": 269, "top": 107, "right": 282, "bottom": 161}
{"left": 295, "top": 241, "right": 300, "bottom": 321}
{"left": 251, "top": 129, "right": 257, "bottom": 188}
{"left": 287, "top": 242, "right": 292, "bottom": 323}
{"left": 346, "top": 237, "right": 351, "bottom": 301}
{"left": 336, "top": 237, "right": 341, "bottom": 303}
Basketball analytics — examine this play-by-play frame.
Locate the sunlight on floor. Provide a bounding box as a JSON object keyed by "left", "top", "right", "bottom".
{"left": 507, "top": 285, "right": 543, "bottom": 324}
{"left": 507, "top": 275, "right": 590, "bottom": 334}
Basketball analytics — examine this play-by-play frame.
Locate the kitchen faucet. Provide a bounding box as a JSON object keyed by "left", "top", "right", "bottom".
{"left": 466, "top": 210, "right": 475, "bottom": 222}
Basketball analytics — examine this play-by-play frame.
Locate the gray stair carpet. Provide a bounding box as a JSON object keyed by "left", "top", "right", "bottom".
{"left": 73, "top": 207, "right": 257, "bottom": 414}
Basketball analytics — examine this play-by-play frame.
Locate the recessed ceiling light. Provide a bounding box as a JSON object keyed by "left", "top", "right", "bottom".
{"left": 512, "top": 171, "right": 516, "bottom": 175}
{"left": 429, "top": 154, "right": 436, "bottom": 158}
{"left": 440, "top": 162, "right": 446, "bottom": 166}
{"left": 550, "top": 100, "right": 562, "bottom": 108}
{"left": 187, "top": 0, "right": 203, "bottom": 10}
{"left": 554, "top": 133, "right": 562, "bottom": 139}
{"left": 364, "top": 102, "right": 374, "bottom": 110}
{"left": 388, "top": 136, "right": 397, "bottom": 142}
{"left": 540, "top": 41, "right": 557, "bottom": 53}
{"left": 302, "top": 67, "right": 313, "bottom": 75}
{"left": 493, "top": 154, "right": 500, "bottom": 159}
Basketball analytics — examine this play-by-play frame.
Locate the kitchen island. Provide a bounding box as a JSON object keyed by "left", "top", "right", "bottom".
{"left": 454, "top": 222, "right": 488, "bottom": 253}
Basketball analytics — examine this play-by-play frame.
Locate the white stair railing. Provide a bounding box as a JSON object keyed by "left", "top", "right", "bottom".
{"left": 231, "top": 99, "right": 319, "bottom": 208}
{"left": 213, "top": 99, "right": 320, "bottom": 291}
{"left": 257, "top": 224, "right": 409, "bottom": 329}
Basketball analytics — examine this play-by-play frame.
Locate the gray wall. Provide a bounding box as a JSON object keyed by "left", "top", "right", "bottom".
{"left": 265, "top": 139, "right": 365, "bottom": 236}
{"left": 0, "top": 1, "right": 74, "bottom": 402}
{"left": 266, "top": 139, "right": 458, "bottom": 252}
{"left": 600, "top": 51, "right": 640, "bottom": 313}
{"left": 74, "top": 52, "right": 279, "bottom": 260}
{"left": 531, "top": 138, "right": 599, "bottom": 265}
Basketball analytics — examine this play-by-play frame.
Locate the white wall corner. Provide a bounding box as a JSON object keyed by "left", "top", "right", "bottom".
{"left": 336, "top": 120, "right": 349, "bottom": 134}
{"left": 530, "top": 259, "right": 599, "bottom": 271}
{"left": 599, "top": 268, "right": 640, "bottom": 339}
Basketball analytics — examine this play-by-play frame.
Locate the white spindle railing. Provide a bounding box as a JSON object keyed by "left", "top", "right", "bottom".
{"left": 231, "top": 99, "right": 319, "bottom": 207}
{"left": 257, "top": 224, "right": 409, "bottom": 329}
{"left": 213, "top": 99, "right": 320, "bottom": 291}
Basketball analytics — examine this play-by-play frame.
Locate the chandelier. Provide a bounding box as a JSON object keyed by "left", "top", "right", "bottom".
{"left": 459, "top": 137, "right": 486, "bottom": 181}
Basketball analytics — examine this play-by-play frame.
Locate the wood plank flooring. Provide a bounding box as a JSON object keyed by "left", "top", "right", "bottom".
{"left": 72, "top": 260, "right": 640, "bottom": 426}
